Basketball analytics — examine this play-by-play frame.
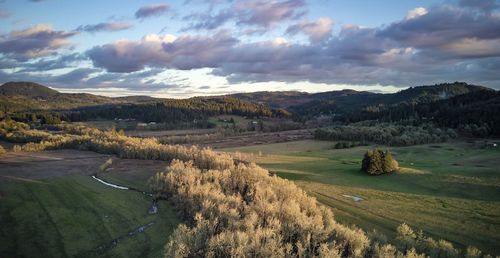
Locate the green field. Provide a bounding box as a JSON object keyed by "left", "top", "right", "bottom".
{"left": 224, "top": 140, "right": 500, "bottom": 255}
{"left": 0, "top": 174, "right": 179, "bottom": 258}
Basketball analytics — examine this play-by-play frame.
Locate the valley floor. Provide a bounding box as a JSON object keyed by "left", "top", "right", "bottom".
{"left": 223, "top": 139, "right": 500, "bottom": 255}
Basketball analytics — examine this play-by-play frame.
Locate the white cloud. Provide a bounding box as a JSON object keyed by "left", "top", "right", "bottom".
{"left": 406, "top": 7, "right": 428, "bottom": 20}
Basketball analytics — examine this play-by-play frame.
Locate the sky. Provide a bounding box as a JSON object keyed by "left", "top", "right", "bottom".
{"left": 0, "top": 0, "right": 499, "bottom": 97}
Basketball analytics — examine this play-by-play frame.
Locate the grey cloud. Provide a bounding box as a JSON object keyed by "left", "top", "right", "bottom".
{"left": 135, "top": 4, "right": 170, "bottom": 19}
{"left": 458, "top": 0, "right": 499, "bottom": 12}
{"left": 0, "top": 24, "right": 77, "bottom": 60}
{"left": 182, "top": 11, "right": 232, "bottom": 31}
{"left": 234, "top": 0, "right": 305, "bottom": 27}
{"left": 76, "top": 22, "right": 132, "bottom": 33}
{"left": 182, "top": 0, "right": 305, "bottom": 31}
{"left": 87, "top": 31, "right": 238, "bottom": 72}
{"left": 286, "top": 17, "right": 333, "bottom": 42}
{"left": 0, "top": 68, "right": 98, "bottom": 87}
{"left": 0, "top": 67, "right": 175, "bottom": 91}
{"left": 17, "top": 53, "right": 86, "bottom": 72}
{"left": 379, "top": 5, "right": 500, "bottom": 52}
{"left": 52, "top": 68, "right": 100, "bottom": 84}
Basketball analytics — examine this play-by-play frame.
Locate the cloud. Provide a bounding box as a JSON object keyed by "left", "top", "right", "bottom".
{"left": 16, "top": 53, "right": 86, "bottom": 72}
{"left": 182, "top": 0, "right": 306, "bottom": 31}
{"left": 379, "top": 4, "right": 500, "bottom": 57}
{"left": 76, "top": 22, "right": 132, "bottom": 33}
{"left": 0, "top": 24, "right": 77, "bottom": 60}
{"left": 87, "top": 31, "right": 237, "bottom": 72}
{"left": 405, "top": 7, "right": 428, "bottom": 20}
{"left": 458, "top": 0, "right": 499, "bottom": 12}
{"left": 135, "top": 4, "right": 170, "bottom": 19}
{"left": 182, "top": 11, "right": 232, "bottom": 31}
{"left": 286, "top": 17, "right": 333, "bottom": 42}
{"left": 234, "top": 0, "right": 306, "bottom": 27}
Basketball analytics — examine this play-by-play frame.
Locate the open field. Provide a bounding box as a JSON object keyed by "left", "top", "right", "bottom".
{"left": 198, "top": 129, "right": 313, "bottom": 149}
{"left": 0, "top": 149, "right": 179, "bottom": 258}
{"left": 0, "top": 149, "right": 109, "bottom": 181}
{"left": 126, "top": 128, "right": 217, "bottom": 138}
{"left": 224, "top": 139, "right": 500, "bottom": 255}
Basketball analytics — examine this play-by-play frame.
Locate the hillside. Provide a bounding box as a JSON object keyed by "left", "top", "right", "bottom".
{"left": 287, "top": 82, "right": 495, "bottom": 117}
{"left": 0, "top": 82, "right": 288, "bottom": 126}
{"left": 0, "top": 82, "right": 59, "bottom": 98}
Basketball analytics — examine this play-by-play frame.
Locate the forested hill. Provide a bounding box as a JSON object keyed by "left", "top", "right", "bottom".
{"left": 230, "top": 82, "right": 493, "bottom": 111}
{"left": 286, "top": 82, "right": 495, "bottom": 118}
{"left": 0, "top": 82, "right": 288, "bottom": 123}
{"left": 0, "top": 81, "right": 59, "bottom": 98}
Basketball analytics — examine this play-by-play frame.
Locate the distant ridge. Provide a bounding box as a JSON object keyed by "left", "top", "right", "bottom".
{"left": 0, "top": 81, "right": 59, "bottom": 98}
{"left": 0, "top": 81, "right": 495, "bottom": 112}
{"left": 228, "top": 82, "right": 494, "bottom": 109}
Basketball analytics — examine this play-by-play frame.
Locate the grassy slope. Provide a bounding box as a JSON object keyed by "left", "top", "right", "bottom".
{"left": 223, "top": 140, "right": 500, "bottom": 255}
{"left": 0, "top": 175, "right": 179, "bottom": 258}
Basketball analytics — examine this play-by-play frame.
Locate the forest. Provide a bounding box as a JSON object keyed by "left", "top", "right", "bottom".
{"left": 314, "top": 123, "right": 457, "bottom": 146}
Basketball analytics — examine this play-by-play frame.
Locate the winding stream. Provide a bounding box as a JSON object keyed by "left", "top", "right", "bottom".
{"left": 88, "top": 174, "right": 158, "bottom": 255}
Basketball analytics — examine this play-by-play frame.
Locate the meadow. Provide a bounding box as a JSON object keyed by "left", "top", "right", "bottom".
{"left": 0, "top": 150, "right": 180, "bottom": 258}
{"left": 224, "top": 140, "right": 500, "bottom": 255}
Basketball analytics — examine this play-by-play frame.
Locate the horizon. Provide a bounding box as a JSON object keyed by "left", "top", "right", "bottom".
{"left": 1, "top": 0, "right": 499, "bottom": 97}
{"left": 3, "top": 80, "right": 487, "bottom": 99}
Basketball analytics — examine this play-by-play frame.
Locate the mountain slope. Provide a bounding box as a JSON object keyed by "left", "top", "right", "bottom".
{"left": 288, "top": 82, "right": 495, "bottom": 117}
{"left": 0, "top": 82, "right": 59, "bottom": 98}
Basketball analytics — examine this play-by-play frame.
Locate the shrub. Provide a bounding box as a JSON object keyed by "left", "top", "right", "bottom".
{"left": 151, "top": 160, "right": 371, "bottom": 257}
{"left": 361, "top": 149, "right": 398, "bottom": 175}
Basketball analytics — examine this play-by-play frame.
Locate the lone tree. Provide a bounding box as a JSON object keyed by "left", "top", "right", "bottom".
{"left": 361, "top": 148, "right": 398, "bottom": 175}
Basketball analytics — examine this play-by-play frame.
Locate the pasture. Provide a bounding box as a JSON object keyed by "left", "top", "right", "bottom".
{"left": 0, "top": 149, "right": 179, "bottom": 258}
{"left": 224, "top": 140, "right": 500, "bottom": 255}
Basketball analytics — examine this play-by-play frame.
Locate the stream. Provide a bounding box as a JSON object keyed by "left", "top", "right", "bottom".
{"left": 91, "top": 175, "right": 129, "bottom": 190}
{"left": 87, "top": 174, "right": 159, "bottom": 255}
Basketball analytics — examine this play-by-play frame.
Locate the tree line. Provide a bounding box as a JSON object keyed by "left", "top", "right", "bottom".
{"left": 2, "top": 121, "right": 234, "bottom": 170}
{"left": 314, "top": 123, "right": 457, "bottom": 146}
{"left": 334, "top": 91, "right": 500, "bottom": 137}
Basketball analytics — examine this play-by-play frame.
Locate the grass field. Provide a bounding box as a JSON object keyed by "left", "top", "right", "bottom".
{"left": 224, "top": 140, "right": 500, "bottom": 255}
{"left": 0, "top": 150, "right": 179, "bottom": 258}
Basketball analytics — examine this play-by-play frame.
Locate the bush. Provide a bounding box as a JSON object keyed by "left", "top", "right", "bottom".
{"left": 361, "top": 149, "right": 398, "bottom": 175}
{"left": 0, "top": 145, "right": 5, "bottom": 155}
{"left": 151, "top": 160, "right": 371, "bottom": 257}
